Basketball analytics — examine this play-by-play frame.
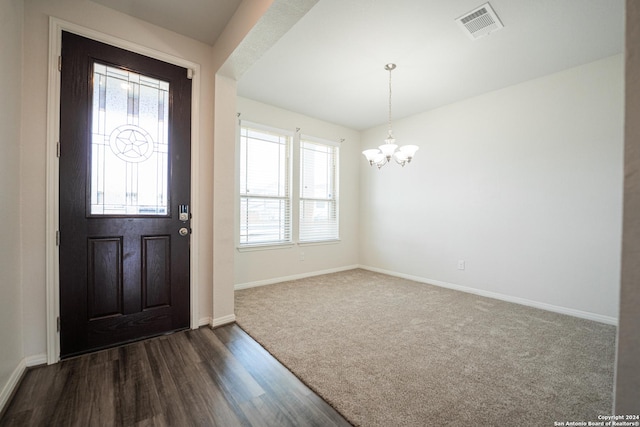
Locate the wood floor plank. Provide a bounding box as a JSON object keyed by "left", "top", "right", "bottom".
{"left": 188, "top": 329, "right": 263, "bottom": 426}
{"left": 49, "top": 356, "right": 94, "bottom": 427}
{"left": 86, "top": 360, "right": 119, "bottom": 426}
{"left": 142, "top": 339, "right": 193, "bottom": 426}
{"left": 0, "top": 409, "right": 32, "bottom": 427}
{"left": 191, "top": 328, "right": 266, "bottom": 404}
{"left": 25, "top": 364, "right": 73, "bottom": 426}
{"left": 0, "top": 325, "right": 352, "bottom": 427}
{"left": 116, "top": 342, "right": 163, "bottom": 426}
{"left": 223, "top": 328, "right": 311, "bottom": 397}
{"left": 156, "top": 331, "right": 246, "bottom": 426}
{"left": 239, "top": 394, "right": 300, "bottom": 427}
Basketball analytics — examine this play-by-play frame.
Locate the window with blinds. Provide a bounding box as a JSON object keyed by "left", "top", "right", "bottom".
{"left": 299, "top": 139, "right": 339, "bottom": 242}
{"left": 239, "top": 126, "right": 291, "bottom": 246}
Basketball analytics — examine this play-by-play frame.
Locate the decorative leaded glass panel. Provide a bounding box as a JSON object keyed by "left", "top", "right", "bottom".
{"left": 90, "top": 62, "right": 169, "bottom": 215}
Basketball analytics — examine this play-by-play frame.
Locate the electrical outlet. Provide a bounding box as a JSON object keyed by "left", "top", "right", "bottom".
{"left": 300, "top": 252, "right": 305, "bottom": 261}
{"left": 457, "top": 260, "right": 465, "bottom": 270}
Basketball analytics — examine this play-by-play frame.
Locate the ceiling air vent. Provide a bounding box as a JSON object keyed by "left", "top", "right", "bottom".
{"left": 456, "top": 2, "right": 504, "bottom": 40}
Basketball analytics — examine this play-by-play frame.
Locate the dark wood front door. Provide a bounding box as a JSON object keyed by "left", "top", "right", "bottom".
{"left": 59, "top": 32, "right": 192, "bottom": 358}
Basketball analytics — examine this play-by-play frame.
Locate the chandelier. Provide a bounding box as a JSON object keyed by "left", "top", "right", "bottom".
{"left": 362, "top": 63, "right": 419, "bottom": 168}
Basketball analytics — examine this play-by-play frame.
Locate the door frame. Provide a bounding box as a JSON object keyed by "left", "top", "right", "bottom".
{"left": 45, "top": 17, "right": 201, "bottom": 364}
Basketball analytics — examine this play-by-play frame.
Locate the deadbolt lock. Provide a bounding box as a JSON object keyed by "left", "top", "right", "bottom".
{"left": 179, "top": 204, "right": 190, "bottom": 222}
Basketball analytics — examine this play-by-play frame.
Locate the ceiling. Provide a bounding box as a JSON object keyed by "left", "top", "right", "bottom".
{"left": 90, "top": 0, "right": 243, "bottom": 45}
{"left": 94, "top": 0, "right": 625, "bottom": 131}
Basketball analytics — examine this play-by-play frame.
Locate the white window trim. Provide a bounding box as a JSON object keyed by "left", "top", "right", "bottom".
{"left": 236, "top": 122, "right": 341, "bottom": 250}
{"left": 237, "top": 121, "right": 293, "bottom": 248}
{"left": 240, "top": 120, "right": 296, "bottom": 138}
{"left": 299, "top": 135, "right": 339, "bottom": 243}
{"left": 300, "top": 134, "right": 341, "bottom": 147}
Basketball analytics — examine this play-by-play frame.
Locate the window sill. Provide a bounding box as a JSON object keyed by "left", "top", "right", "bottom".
{"left": 237, "top": 243, "right": 295, "bottom": 252}
{"left": 236, "top": 239, "right": 341, "bottom": 252}
{"left": 298, "top": 239, "right": 341, "bottom": 247}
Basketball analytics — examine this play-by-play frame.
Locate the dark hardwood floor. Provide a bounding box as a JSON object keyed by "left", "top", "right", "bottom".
{"left": 0, "top": 324, "right": 351, "bottom": 427}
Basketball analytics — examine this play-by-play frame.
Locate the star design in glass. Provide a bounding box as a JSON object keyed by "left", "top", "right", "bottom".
{"left": 117, "top": 130, "right": 149, "bottom": 158}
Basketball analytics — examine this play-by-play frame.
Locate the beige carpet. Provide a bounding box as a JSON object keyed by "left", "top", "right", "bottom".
{"left": 234, "top": 269, "right": 616, "bottom": 427}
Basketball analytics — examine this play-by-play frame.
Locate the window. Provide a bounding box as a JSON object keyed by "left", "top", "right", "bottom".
{"left": 90, "top": 63, "right": 170, "bottom": 216}
{"left": 239, "top": 126, "right": 291, "bottom": 246}
{"left": 238, "top": 124, "right": 340, "bottom": 248}
{"left": 299, "top": 138, "right": 339, "bottom": 242}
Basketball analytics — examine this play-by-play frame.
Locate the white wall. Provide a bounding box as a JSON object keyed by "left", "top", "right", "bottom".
{"left": 235, "top": 97, "right": 360, "bottom": 286}
{"left": 212, "top": 74, "right": 238, "bottom": 323}
{"left": 360, "top": 55, "right": 624, "bottom": 321}
{"left": 21, "top": 0, "right": 217, "bottom": 357}
{"left": 0, "top": 0, "right": 25, "bottom": 408}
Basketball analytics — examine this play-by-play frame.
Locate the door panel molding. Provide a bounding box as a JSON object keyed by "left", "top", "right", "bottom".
{"left": 46, "top": 17, "right": 201, "bottom": 364}
{"left": 142, "top": 235, "right": 172, "bottom": 310}
{"left": 87, "top": 236, "right": 123, "bottom": 319}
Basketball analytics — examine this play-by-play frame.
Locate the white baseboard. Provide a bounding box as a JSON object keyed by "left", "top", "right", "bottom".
{"left": 1, "top": 352, "right": 49, "bottom": 414}
{"left": 234, "top": 264, "right": 359, "bottom": 290}
{"left": 211, "top": 314, "right": 236, "bottom": 328}
{"left": 25, "top": 354, "right": 47, "bottom": 368}
{"left": 198, "top": 317, "right": 212, "bottom": 328}
{"left": 359, "top": 265, "right": 618, "bottom": 326}
{"left": 0, "top": 359, "right": 26, "bottom": 414}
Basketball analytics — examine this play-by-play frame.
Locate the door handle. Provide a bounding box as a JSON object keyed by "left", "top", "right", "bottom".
{"left": 179, "top": 227, "right": 189, "bottom": 237}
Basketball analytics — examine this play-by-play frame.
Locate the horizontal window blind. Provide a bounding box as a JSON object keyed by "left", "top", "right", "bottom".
{"left": 299, "top": 139, "right": 339, "bottom": 242}
{"left": 239, "top": 126, "right": 291, "bottom": 246}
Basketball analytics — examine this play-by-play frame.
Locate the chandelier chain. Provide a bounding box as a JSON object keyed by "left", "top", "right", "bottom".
{"left": 388, "top": 66, "right": 393, "bottom": 136}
